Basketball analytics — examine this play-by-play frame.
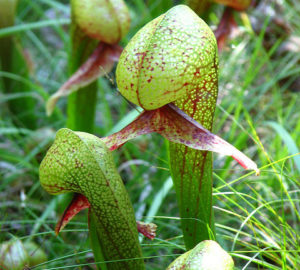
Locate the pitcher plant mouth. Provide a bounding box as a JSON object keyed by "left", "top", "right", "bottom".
{"left": 102, "top": 103, "right": 259, "bottom": 174}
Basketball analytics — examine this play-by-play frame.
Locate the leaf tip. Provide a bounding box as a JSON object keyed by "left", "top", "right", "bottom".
{"left": 54, "top": 223, "right": 61, "bottom": 235}
{"left": 230, "top": 148, "right": 260, "bottom": 175}
{"left": 54, "top": 194, "right": 90, "bottom": 235}
{"left": 46, "top": 94, "right": 59, "bottom": 116}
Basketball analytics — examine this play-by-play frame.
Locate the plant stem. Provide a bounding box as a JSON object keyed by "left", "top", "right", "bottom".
{"left": 169, "top": 145, "right": 216, "bottom": 249}
{"left": 67, "top": 81, "right": 98, "bottom": 132}
{"left": 66, "top": 8, "right": 104, "bottom": 269}
{"left": 66, "top": 15, "right": 98, "bottom": 132}
{"left": 169, "top": 55, "right": 219, "bottom": 250}
{"left": 89, "top": 212, "right": 108, "bottom": 270}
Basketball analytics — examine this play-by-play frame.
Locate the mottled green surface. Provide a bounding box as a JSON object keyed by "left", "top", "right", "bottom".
{"left": 72, "top": 0, "right": 130, "bottom": 44}
{"left": 117, "top": 4, "right": 219, "bottom": 249}
{"left": 39, "top": 128, "right": 144, "bottom": 270}
{"left": 116, "top": 5, "right": 216, "bottom": 111}
{"left": 167, "top": 240, "right": 234, "bottom": 270}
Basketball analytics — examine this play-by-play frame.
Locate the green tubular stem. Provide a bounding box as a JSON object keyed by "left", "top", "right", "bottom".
{"left": 169, "top": 148, "right": 215, "bottom": 248}
{"left": 169, "top": 54, "right": 219, "bottom": 250}
{"left": 67, "top": 81, "right": 98, "bottom": 133}
{"left": 66, "top": 7, "right": 98, "bottom": 132}
{"left": 89, "top": 212, "right": 108, "bottom": 270}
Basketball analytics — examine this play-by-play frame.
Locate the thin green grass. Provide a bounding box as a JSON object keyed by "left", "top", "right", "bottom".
{"left": 0, "top": 19, "right": 70, "bottom": 38}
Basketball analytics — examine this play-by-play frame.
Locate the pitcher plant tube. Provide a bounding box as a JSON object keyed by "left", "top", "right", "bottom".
{"left": 46, "top": 0, "right": 130, "bottom": 131}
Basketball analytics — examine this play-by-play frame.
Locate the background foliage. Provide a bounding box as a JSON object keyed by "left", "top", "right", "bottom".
{"left": 0, "top": 0, "right": 299, "bottom": 269}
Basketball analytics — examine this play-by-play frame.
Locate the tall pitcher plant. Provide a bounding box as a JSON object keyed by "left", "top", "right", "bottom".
{"left": 114, "top": 4, "right": 258, "bottom": 249}
{"left": 40, "top": 4, "right": 258, "bottom": 268}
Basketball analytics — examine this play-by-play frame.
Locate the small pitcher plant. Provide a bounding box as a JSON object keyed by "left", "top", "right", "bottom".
{"left": 167, "top": 240, "right": 234, "bottom": 270}
{"left": 40, "top": 129, "right": 145, "bottom": 269}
